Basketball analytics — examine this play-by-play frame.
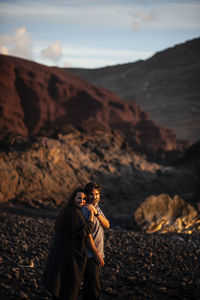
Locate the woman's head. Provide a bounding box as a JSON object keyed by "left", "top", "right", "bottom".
{"left": 55, "top": 187, "right": 86, "bottom": 231}
{"left": 85, "top": 182, "right": 101, "bottom": 206}
{"left": 68, "top": 187, "right": 86, "bottom": 208}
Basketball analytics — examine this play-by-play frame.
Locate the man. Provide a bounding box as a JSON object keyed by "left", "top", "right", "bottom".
{"left": 81, "top": 182, "right": 110, "bottom": 300}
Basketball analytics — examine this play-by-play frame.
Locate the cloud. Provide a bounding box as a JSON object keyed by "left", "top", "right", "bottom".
{"left": 1, "top": 1, "right": 200, "bottom": 34}
{"left": 41, "top": 41, "right": 63, "bottom": 62}
{"left": 0, "top": 27, "right": 32, "bottom": 59}
{"left": 131, "top": 11, "right": 159, "bottom": 31}
{"left": 139, "top": 12, "right": 158, "bottom": 22}
{"left": 0, "top": 36, "right": 10, "bottom": 55}
{"left": 0, "top": 45, "right": 9, "bottom": 55}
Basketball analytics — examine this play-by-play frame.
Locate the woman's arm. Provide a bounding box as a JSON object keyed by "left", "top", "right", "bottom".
{"left": 71, "top": 209, "right": 94, "bottom": 238}
{"left": 86, "top": 234, "right": 105, "bottom": 267}
{"left": 88, "top": 210, "right": 94, "bottom": 223}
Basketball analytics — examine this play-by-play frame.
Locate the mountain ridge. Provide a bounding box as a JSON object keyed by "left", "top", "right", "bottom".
{"left": 68, "top": 37, "right": 200, "bottom": 142}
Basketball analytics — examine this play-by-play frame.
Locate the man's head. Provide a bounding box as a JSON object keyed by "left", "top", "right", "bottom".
{"left": 85, "top": 182, "right": 102, "bottom": 206}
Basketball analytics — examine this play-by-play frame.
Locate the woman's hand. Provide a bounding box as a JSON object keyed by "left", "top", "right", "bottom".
{"left": 86, "top": 204, "right": 98, "bottom": 215}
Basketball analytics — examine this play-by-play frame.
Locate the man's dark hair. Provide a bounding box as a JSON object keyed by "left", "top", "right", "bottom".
{"left": 85, "top": 182, "right": 102, "bottom": 195}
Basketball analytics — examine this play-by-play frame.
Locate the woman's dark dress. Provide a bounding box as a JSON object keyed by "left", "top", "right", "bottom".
{"left": 42, "top": 206, "right": 93, "bottom": 300}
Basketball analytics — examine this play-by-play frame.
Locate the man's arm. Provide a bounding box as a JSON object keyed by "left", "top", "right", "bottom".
{"left": 95, "top": 214, "right": 110, "bottom": 229}
{"left": 86, "top": 234, "right": 105, "bottom": 267}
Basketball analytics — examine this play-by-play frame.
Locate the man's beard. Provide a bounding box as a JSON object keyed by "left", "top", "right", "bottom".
{"left": 88, "top": 198, "right": 98, "bottom": 206}
{"left": 93, "top": 200, "right": 98, "bottom": 206}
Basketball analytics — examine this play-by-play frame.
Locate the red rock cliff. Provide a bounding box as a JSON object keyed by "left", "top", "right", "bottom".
{"left": 0, "top": 54, "right": 179, "bottom": 155}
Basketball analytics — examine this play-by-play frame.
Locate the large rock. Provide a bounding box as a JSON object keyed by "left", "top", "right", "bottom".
{"left": 134, "top": 194, "right": 199, "bottom": 233}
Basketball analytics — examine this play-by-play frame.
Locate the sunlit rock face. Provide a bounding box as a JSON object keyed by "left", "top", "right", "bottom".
{"left": 0, "top": 130, "right": 196, "bottom": 213}
{"left": 0, "top": 54, "right": 182, "bottom": 157}
{"left": 134, "top": 194, "right": 200, "bottom": 234}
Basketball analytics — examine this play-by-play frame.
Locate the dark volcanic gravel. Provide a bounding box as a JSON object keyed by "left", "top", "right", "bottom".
{"left": 0, "top": 206, "right": 200, "bottom": 300}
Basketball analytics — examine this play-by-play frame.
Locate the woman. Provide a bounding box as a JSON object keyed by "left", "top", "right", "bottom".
{"left": 42, "top": 187, "right": 94, "bottom": 300}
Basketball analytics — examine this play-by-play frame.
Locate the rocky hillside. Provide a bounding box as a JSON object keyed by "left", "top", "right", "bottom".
{"left": 1, "top": 48, "right": 200, "bottom": 300}
{"left": 0, "top": 54, "right": 183, "bottom": 157}
{"left": 68, "top": 37, "right": 200, "bottom": 142}
{"left": 0, "top": 128, "right": 197, "bottom": 215}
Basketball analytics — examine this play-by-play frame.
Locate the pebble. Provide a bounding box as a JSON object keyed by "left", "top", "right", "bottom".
{"left": 5, "top": 273, "right": 12, "bottom": 279}
{"left": 19, "top": 291, "right": 29, "bottom": 299}
{"left": 22, "top": 243, "right": 28, "bottom": 251}
{"left": 0, "top": 208, "right": 200, "bottom": 300}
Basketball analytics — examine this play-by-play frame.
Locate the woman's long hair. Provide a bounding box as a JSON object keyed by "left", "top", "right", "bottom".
{"left": 55, "top": 187, "right": 85, "bottom": 232}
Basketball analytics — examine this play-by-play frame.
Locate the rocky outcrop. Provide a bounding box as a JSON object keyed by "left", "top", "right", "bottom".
{"left": 68, "top": 37, "right": 200, "bottom": 143}
{"left": 134, "top": 194, "right": 200, "bottom": 234}
{"left": 0, "top": 129, "right": 197, "bottom": 214}
{"left": 0, "top": 54, "right": 182, "bottom": 157}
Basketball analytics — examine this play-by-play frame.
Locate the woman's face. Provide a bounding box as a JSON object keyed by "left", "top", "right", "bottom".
{"left": 74, "top": 192, "right": 86, "bottom": 208}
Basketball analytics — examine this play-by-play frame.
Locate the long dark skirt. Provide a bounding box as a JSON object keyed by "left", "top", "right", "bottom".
{"left": 42, "top": 232, "right": 86, "bottom": 300}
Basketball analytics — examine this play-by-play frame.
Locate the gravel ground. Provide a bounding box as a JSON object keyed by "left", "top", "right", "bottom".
{"left": 0, "top": 206, "right": 200, "bottom": 300}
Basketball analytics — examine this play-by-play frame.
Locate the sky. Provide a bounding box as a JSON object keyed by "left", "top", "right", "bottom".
{"left": 0, "top": 0, "right": 200, "bottom": 69}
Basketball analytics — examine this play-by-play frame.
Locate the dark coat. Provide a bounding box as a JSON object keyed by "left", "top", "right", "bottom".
{"left": 42, "top": 206, "right": 93, "bottom": 300}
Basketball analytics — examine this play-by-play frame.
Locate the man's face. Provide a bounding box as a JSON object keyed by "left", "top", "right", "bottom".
{"left": 88, "top": 188, "right": 100, "bottom": 206}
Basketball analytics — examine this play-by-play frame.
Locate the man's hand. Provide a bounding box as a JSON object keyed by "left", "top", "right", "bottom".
{"left": 95, "top": 252, "right": 105, "bottom": 267}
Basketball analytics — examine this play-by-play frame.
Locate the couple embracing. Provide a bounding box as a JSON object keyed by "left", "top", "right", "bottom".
{"left": 42, "top": 182, "right": 110, "bottom": 300}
